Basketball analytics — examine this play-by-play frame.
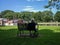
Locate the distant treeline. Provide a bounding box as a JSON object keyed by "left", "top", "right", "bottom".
{"left": 0, "top": 10, "right": 60, "bottom": 22}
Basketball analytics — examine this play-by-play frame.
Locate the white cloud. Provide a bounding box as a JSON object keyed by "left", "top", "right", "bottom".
{"left": 26, "top": 0, "right": 45, "bottom": 2}
{"left": 26, "top": 0, "right": 34, "bottom": 2}
{"left": 22, "top": 6, "right": 40, "bottom": 12}
{"left": 36, "top": 0, "right": 44, "bottom": 1}
{"left": 26, "top": 0, "right": 31, "bottom": 2}
{"left": 25, "top": 6, "right": 32, "bottom": 8}
{"left": 36, "top": 0, "right": 43, "bottom": 1}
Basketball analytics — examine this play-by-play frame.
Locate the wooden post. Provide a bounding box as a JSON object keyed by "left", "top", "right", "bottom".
{"left": 56, "top": 21, "right": 58, "bottom": 26}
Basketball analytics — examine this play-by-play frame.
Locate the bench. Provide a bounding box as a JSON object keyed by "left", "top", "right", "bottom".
{"left": 17, "top": 22, "right": 38, "bottom": 37}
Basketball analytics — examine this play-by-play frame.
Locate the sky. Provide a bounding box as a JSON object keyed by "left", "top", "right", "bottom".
{"left": 0, "top": 0, "right": 57, "bottom": 13}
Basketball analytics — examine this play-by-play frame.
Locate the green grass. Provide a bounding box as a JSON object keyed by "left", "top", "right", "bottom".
{"left": 0, "top": 26, "right": 60, "bottom": 45}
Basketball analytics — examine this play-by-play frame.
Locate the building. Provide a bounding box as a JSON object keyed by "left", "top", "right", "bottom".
{"left": 0, "top": 18, "right": 28, "bottom": 26}
{"left": 0, "top": 18, "right": 18, "bottom": 26}
{"left": 0, "top": 18, "right": 4, "bottom": 26}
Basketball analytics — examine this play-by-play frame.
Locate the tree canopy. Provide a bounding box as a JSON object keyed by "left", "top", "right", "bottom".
{"left": 45, "top": 0, "right": 60, "bottom": 10}
{"left": 42, "top": 11, "right": 53, "bottom": 22}
{"left": 54, "top": 11, "right": 60, "bottom": 22}
{"left": 0, "top": 10, "right": 55, "bottom": 22}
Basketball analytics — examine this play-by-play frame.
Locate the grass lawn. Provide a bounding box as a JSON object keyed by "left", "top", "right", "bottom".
{"left": 0, "top": 26, "right": 60, "bottom": 45}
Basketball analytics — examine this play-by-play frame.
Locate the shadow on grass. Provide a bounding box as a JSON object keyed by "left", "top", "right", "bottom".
{"left": 0, "top": 29, "right": 60, "bottom": 45}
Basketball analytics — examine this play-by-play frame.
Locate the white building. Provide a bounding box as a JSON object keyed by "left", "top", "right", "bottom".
{"left": 0, "top": 18, "right": 14, "bottom": 26}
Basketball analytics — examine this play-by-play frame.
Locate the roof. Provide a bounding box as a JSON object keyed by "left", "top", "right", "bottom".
{"left": 0, "top": 18, "right": 4, "bottom": 20}
{"left": 0, "top": 18, "right": 7, "bottom": 21}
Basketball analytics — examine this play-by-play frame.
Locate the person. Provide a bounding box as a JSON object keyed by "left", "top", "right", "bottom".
{"left": 27, "top": 19, "right": 37, "bottom": 37}
{"left": 17, "top": 19, "right": 24, "bottom": 36}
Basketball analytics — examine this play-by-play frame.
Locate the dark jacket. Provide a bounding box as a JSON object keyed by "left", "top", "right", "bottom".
{"left": 27, "top": 22, "right": 37, "bottom": 30}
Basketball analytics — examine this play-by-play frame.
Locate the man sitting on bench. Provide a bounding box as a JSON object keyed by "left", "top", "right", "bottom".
{"left": 27, "top": 19, "right": 37, "bottom": 37}
{"left": 17, "top": 19, "right": 24, "bottom": 36}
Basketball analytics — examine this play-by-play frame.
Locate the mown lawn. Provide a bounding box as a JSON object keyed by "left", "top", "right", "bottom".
{"left": 0, "top": 26, "right": 60, "bottom": 45}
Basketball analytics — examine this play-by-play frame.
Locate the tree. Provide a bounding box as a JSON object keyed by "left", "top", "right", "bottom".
{"left": 54, "top": 11, "right": 60, "bottom": 22}
{"left": 45, "top": 0, "right": 60, "bottom": 10}
{"left": 42, "top": 11, "right": 53, "bottom": 22}
{"left": 20, "top": 11, "right": 32, "bottom": 21}
{"left": 1, "top": 10, "right": 14, "bottom": 19}
{"left": 3, "top": 12, "right": 15, "bottom": 20}
{"left": 13, "top": 12, "right": 21, "bottom": 19}
{"left": 33, "top": 11, "right": 43, "bottom": 22}
{"left": 1, "top": 10, "right": 14, "bottom": 15}
{"left": 0, "top": 13, "right": 2, "bottom": 18}
{"left": 0, "top": 10, "right": 18, "bottom": 20}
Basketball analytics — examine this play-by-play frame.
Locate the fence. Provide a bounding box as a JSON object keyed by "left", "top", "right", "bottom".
{"left": 38, "top": 22, "right": 60, "bottom": 26}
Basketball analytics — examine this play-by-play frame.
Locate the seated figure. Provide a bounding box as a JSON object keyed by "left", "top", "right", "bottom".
{"left": 27, "top": 19, "right": 37, "bottom": 37}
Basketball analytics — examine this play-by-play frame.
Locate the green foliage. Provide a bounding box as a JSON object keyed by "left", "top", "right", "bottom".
{"left": 1, "top": 10, "right": 14, "bottom": 15}
{"left": 54, "top": 11, "right": 60, "bottom": 22}
{"left": 1, "top": 10, "right": 60, "bottom": 22}
{"left": 33, "top": 11, "right": 43, "bottom": 22}
{"left": 45, "top": 0, "right": 60, "bottom": 10}
{"left": 42, "top": 11, "right": 53, "bottom": 22}
{"left": 1, "top": 10, "right": 15, "bottom": 20}
{"left": 14, "top": 12, "right": 21, "bottom": 19}
{"left": 20, "top": 11, "right": 32, "bottom": 21}
{"left": 0, "top": 13, "right": 2, "bottom": 18}
{"left": 3, "top": 12, "right": 14, "bottom": 20}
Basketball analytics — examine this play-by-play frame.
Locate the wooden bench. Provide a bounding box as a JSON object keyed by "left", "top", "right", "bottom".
{"left": 17, "top": 22, "right": 38, "bottom": 37}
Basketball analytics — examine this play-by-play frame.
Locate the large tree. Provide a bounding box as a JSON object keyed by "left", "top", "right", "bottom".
{"left": 54, "top": 11, "right": 60, "bottom": 22}
{"left": 0, "top": 13, "right": 2, "bottom": 18}
{"left": 42, "top": 11, "right": 53, "bottom": 22}
{"left": 1, "top": 10, "right": 15, "bottom": 19}
{"left": 3, "top": 12, "right": 15, "bottom": 20}
{"left": 1, "top": 10, "right": 17, "bottom": 19}
{"left": 20, "top": 11, "right": 32, "bottom": 21}
{"left": 1, "top": 10, "right": 14, "bottom": 15}
{"left": 45, "top": 0, "right": 60, "bottom": 10}
{"left": 33, "top": 11, "right": 43, "bottom": 22}
{"left": 13, "top": 12, "right": 21, "bottom": 19}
